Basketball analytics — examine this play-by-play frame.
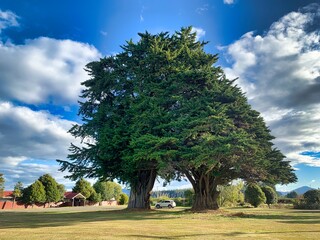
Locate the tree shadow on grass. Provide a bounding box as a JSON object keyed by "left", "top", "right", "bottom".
{"left": 224, "top": 230, "right": 320, "bottom": 237}
{"left": 125, "top": 233, "right": 212, "bottom": 239}
{"left": 0, "top": 208, "right": 182, "bottom": 229}
{"left": 233, "top": 211, "right": 320, "bottom": 224}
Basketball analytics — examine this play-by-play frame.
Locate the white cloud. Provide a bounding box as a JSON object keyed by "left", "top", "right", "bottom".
{"left": 0, "top": 9, "right": 19, "bottom": 32}
{"left": 191, "top": 27, "right": 206, "bottom": 41}
{"left": 223, "top": 3, "right": 320, "bottom": 167}
{"left": 0, "top": 102, "right": 82, "bottom": 189}
{"left": 223, "top": 0, "right": 235, "bottom": 5}
{"left": 196, "top": 4, "right": 209, "bottom": 14}
{"left": 0, "top": 37, "right": 101, "bottom": 104}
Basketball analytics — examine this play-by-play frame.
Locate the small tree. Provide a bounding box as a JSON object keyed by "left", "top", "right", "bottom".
{"left": 286, "top": 191, "right": 298, "bottom": 199}
{"left": 0, "top": 173, "right": 4, "bottom": 198}
{"left": 88, "top": 191, "right": 102, "bottom": 204}
{"left": 261, "top": 186, "right": 277, "bottom": 208}
{"left": 119, "top": 193, "right": 129, "bottom": 205}
{"left": 57, "top": 184, "right": 66, "bottom": 201}
{"left": 218, "top": 182, "right": 245, "bottom": 207}
{"left": 93, "top": 181, "right": 122, "bottom": 201}
{"left": 184, "top": 189, "right": 195, "bottom": 206}
{"left": 38, "top": 174, "right": 61, "bottom": 206}
{"left": 73, "top": 178, "right": 94, "bottom": 198}
{"left": 23, "top": 180, "right": 46, "bottom": 207}
{"left": 12, "top": 182, "right": 23, "bottom": 206}
{"left": 245, "top": 184, "right": 266, "bottom": 207}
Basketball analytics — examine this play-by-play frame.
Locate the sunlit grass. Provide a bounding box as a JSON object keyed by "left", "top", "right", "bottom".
{"left": 0, "top": 206, "right": 319, "bottom": 239}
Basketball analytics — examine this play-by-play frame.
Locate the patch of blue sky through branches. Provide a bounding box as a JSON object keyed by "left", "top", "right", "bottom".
{"left": 0, "top": 0, "right": 319, "bottom": 192}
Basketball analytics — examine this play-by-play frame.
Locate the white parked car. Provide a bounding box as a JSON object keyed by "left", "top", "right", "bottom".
{"left": 155, "top": 200, "right": 176, "bottom": 209}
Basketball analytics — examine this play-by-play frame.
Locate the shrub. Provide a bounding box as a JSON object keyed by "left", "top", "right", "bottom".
{"left": 304, "top": 190, "right": 320, "bottom": 204}
{"left": 119, "top": 193, "right": 129, "bottom": 205}
{"left": 245, "top": 184, "right": 266, "bottom": 207}
{"left": 278, "top": 198, "right": 296, "bottom": 204}
{"left": 261, "top": 186, "right": 277, "bottom": 208}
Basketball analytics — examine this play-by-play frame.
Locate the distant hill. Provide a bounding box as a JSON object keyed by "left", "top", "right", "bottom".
{"left": 293, "top": 186, "right": 315, "bottom": 195}
{"left": 278, "top": 186, "right": 315, "bottom": 196}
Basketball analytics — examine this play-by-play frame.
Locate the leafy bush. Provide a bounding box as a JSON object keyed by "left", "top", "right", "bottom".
{"left": 245, "top": 184, "right": 266, "bottom": 207}
{"left": 119, "top": 193, "right": 129, "bottom": 205}
{"left": 261, "top": 186, "right": 277, "bottom": 207}
{"left": 278, "top": 198, "right": 296, "bottom": 204}
{"left": 218, "top": 182, "right": 244, "bottom": 207}
{"left": 294, "top": 189, "right": 320, "bottom": 209}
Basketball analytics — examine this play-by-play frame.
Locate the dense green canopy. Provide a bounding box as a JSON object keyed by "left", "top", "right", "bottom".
{"left": 58, "top": 27, "right": 296, "bottom": 210}
{"left": 38, "top": 174, "right": 61, "bottom": 203}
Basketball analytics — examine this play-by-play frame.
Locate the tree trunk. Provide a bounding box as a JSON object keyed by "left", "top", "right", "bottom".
{"left": 192, "top": 184, "right": 220, "bottom": 211}
{"left": 127, "top": 169, "right": 157, "bottom": 209}
{"left": 185, "top": 170, "right": 220, "bottom": 211}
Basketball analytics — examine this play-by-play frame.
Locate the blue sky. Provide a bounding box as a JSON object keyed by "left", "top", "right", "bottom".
{"left": 0, "top": 0, "right": 319, "bottom": 192}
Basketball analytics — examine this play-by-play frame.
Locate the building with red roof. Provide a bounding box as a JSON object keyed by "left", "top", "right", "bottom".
{"left": 63, "top": 192, "right": 86, "bottom": 206}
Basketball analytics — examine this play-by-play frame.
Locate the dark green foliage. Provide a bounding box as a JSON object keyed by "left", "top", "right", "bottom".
{"left": 303, "top": 189, "right": 320, "bottom": 204}
{"left": 245, "top": 184, "right": 266, "bottom": 207}
{"left": 57, "top": 27, "right": 297, "bottom": 210}
{"left": 38, "top": 174, "right": 61, "bottom": 203}
{"left": 119, "top": 193, "right": 129, "bottom": 205}
{"left": 294, "top": 190, "right": 320, "bottom": 209}
{"left": 23, "top": 180, "right": 46, "bottom": 205}
{"left": 286, "top": 191, "right": 298, "bottom": 199}
{"left": 73, "top": 178, "right": 95, "bottom": 198}
{"left": 261, "top": 186, "right": 277, "bottom": 207}
{"left": 0, "top": 173, "right": 4, "bottom": 198}
{"left": 93, "top": 181, "right": 122, "bottom": 201}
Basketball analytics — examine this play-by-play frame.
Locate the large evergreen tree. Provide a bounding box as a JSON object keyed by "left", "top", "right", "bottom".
{"left": 58, "top": 27, "right": 296, "bottom": 210}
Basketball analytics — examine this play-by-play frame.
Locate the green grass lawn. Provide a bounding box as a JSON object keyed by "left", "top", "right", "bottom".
{"left": 0, "top": 206, "right": 320, "bottom": 239}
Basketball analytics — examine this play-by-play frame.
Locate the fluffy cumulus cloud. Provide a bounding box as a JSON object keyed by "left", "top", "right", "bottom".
{"left": 0, "top": 37, "right": 101, "bottom": 104}
{"left": 223, "top": 3, "right": 320, "bottom": 167}
{"left": 0, "top": 102, "right": 81, "bottom": 189}
{"left": 191, "top": 27, "right": 206, "bottom": 41}
{"left": 0, "top": 11, "right": 102, "bottom": 189}
{"left": 0, "top": 9, "right": 19, "bottom": 32}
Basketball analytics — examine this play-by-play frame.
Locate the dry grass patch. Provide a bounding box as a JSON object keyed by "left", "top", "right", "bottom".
{"left": 0, "top": 206, "right": 320, "bottom": 239}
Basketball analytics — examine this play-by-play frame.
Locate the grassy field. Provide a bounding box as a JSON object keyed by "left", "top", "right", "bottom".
{"left": 0, "top": 206, "right": 320, "bottom": 240}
